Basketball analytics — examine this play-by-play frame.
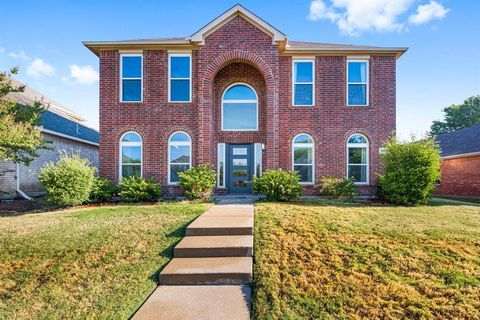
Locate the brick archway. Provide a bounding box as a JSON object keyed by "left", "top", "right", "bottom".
{"left": 198, "top": 50, "right": 279, "bottom": 168}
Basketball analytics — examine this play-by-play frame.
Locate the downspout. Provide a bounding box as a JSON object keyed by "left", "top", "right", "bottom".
{"left": 16, "top": 162, "right": 32, "bottom": 200}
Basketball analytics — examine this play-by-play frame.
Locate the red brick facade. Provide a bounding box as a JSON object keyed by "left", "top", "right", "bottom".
{"left": 96, "top": 13, "right": 400, "bottom": 196}
{"left": 435, "top": 155, "right": 480, "bottom": 197}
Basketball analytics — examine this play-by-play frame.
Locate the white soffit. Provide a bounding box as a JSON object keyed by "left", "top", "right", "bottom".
{"left": 189, "top": 4, "right": 287, "bottom": 45}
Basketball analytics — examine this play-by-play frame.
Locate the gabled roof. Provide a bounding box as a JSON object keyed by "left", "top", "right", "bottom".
{"left": 188, "top": 4, "right": 287, "bottom": 44}
{"left": 436, "top": 123, "right": 480, "bottom": 158}
{"left": 7, "top": 78, "right": 99, "bottom": 145}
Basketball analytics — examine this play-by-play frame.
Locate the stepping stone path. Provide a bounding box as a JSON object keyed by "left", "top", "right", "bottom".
{"left": 133, "top": 199, "right": 254, "bottom": 320}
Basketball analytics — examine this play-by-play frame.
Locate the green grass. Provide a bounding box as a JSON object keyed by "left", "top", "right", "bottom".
{"left": 253, "top": 199, "right": 480, "bottom": 319}
{"left": 434, "top": 196, "right": 480, "bottom": 205}
{"left": 0, "top": 201, "right": 211, "bottom": 319}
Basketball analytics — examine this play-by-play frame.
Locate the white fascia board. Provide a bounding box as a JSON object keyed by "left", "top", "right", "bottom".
{"left": 442, "top": 151, "right": 480, "bottom": 160}
{"left": 40, "top": 128, "right": 99, "bottom": 146}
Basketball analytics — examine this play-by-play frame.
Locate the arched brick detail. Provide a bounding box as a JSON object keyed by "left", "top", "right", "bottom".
{"left": 198, "top": 50, "right": 278, "bottom": 168}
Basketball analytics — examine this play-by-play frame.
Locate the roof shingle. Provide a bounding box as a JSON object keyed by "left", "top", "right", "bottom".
{"left": 436, "top": 123, "right": 480, "bottom": 157}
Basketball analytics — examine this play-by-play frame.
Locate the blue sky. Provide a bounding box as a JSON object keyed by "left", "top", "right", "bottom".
{"left": 1, "top": 0, "right": 479, "bottom": 138}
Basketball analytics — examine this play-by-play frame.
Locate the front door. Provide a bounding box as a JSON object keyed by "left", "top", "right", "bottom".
{"left": 227, "top": 144, "right": 253, "bottom": 193}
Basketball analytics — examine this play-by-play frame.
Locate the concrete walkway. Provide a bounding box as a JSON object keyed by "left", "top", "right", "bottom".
{"left": 132, "top": 197, "right": 254, "bottom": 320}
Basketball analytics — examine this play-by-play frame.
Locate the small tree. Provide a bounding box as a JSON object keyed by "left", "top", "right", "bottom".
{"left": 379, "top": 137, "right": 441, "bottom": 205}
{"left": 0, "top": 67, "right": 46, "bottom": 165}
{"left": 178, "top": 164, "right": 216, "bottom": 201}
{"left": 39, "top": 153, "right": 96, "bottom": 206}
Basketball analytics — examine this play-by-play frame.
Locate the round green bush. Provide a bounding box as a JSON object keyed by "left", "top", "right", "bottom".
{"left": 90, "top": 177, "right": 118, "bottom": 202}
{"left": 178, "top": 164, "right": 216, "bottom": 201}
{"left": 252, "top": 169, "right": 302, "bottom": 202}
{"left": 379, "top": 137, "right": 441, "bottom": 205}
{"left": 119, "top": 176, "right": 162, "bottom": 202}
{"left": 38, "top": 154, "right": 96, "bottom": 206}
{"left": 316, "top": 176, "right": 357, "bottom": 198}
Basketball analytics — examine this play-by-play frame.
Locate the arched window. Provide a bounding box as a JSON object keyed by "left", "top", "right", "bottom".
{"left": 292, "top": 134, "right": 314, "bottom": 184}
{"left": 120, "top": 132, "right": 142, "bottom": 179}
{"left": 222, "top": 83, "right": 258, "bottom": 131}
{"left": 347, "top": 134, "right": 369, "bottom": 184}
{"left": 168, "top": 132, "right": 192, "bottom": 184}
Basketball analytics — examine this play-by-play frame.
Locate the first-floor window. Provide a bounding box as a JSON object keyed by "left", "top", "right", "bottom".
{"left": 292, "top": 134, "right": 314, "bottom": 183}
{"left": 217, "top": 143, "right": 225, "bottom": 188}
{"left": 168, "top": 132, "right": 191, "bottom": 184}
{"left": 347, "top": 134, "right": 369, "bottom": 184}
{"left": 120, "top": 131, "right": 142, "bottom": 179}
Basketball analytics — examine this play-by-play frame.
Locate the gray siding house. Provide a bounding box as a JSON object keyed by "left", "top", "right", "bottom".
{"left": 0, "top": 79, "right": 99, "bottom": 200}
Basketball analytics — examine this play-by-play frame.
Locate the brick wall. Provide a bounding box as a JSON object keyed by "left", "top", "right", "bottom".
{"left": 435, "top": 155, "right": 480, "bottom": 196}
{"left": 98, "top": 15, "right": 397, "bottom": 196}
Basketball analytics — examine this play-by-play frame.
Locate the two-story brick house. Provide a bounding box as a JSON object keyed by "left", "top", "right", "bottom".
{"left": 84, "top": 4, "right": 407, "bottom": 196}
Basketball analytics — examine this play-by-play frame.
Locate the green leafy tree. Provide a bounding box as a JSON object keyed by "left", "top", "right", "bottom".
{"left": 0, "top": 67, "right": 46, "bottom": 165}
{"left": 430, "top": 95, "right": 480, "bottom": 136}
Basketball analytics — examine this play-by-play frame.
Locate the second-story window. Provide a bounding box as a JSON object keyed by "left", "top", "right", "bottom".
{"left": 120, "top": 54, "right": 142, "bottom": 102}
{"left": 347, "top": 60, "right": 369, "bottom": 106}
{"left": 292, "top": 59, "right": 314, "bottom": 106}
{"left": 169, "top": 54, "right": 191, "bottom": 102}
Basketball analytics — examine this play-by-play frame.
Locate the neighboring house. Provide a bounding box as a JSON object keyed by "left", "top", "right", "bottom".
{"left": 435, "top": 123, "right": 480, "bottom": 197}
{"left": 0, "top": 79, "right": 99, "bottom": 200}
{"left": 84, "top": 4, "right": 407, "bottom": 196}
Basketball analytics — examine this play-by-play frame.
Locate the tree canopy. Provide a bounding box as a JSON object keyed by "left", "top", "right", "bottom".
{"left": 430, "top": 95, "right": 480, "bottom": 136}
{"left": 0, "top": 67, "right": 46, "bottom": 165}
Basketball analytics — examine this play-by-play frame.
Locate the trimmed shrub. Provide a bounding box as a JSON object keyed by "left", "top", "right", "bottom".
{"left": 316, "top": 176, "right": 357, "bottom": 198}
{"left": 178, "top": 164, "right": 216, "bottom": 201}
{"left": 90, "top": 177, "right": 118, "bottom": 202}
{"left": 252, "top": 169, "right": 302, "bottom": 202}
{"left": 379, "top": 137, "right": 441, "bottom": 205}
{"left": 119, "top": 176, "right": 162, "bottom": 202}
{"left": 38, "top": 153, "right": 96, "bottom": 206}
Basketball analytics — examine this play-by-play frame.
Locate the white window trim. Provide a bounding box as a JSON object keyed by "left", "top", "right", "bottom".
{"left": 292, "top": 59, "right": 315, "bottom": 107}
{"left": 346, "top": 59, "right": 369, "bottom": 107}
{"left": 346, "top": 134, "right": 369, "bottom": 185}
{"left": 120, "top": 53, "right": 143, "bottom": 103}
{"left": 221, "top": 82, "right": 259, "bottom": 131}
{"left": 292, "top": 134, "right": 315, "bottom": 185}
{"left": 168, "top": 53, "right": 192, "bottom": 103}
{"left": 119, "top": 131, "right": 143, "bottom": 182}
{"left": 168, "top": 131, "right": 192, "bottom": 185}
{"left": 254, "top": 143, "right": 263, "bottom": 178}
{"left": 217, "top": 143, "right": 226, "bottom": 188}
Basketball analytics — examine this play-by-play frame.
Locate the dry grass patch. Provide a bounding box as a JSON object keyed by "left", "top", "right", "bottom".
{"left": 253, "top": 199, "right": 480, "bottom": 319}
{"left": 0, "top": 201, "right": 210, "bottom": 319}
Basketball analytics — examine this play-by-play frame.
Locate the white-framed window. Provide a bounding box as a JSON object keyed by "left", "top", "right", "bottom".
{"left": 347, "top": 60, "right": 369, "bottom": 106}
{"left": 292, "top": 134, "right": 314, "bottom": 184}
{"left": 221, "top": 83, "right": 258, "bottom": 131}
{"left": 347, "top": 134, "right": 369, "bottom": 184}
{"left": 292, "top": 59, "right": 315, "bottom": 106}
{"left": 120, "top": 54, "right": 143, "bottom": 102}
{"left": 168, "top": 54, "right": 192, "bottom": 102}
{"left": 119, "top": 131, "right": 142, "bottom": 180}
{"left": 254, "top": 143, "right": 263, "bottom": 178}
{"left": 168, "top": 131, "right": 192, "bottom": 184}
{"left": 217, "top": 143, "right": 226, "bottom": 188}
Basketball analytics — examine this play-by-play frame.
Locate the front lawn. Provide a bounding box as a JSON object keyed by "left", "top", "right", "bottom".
{"left": 253, "top": 199, "right": 480, "bottom": 319}
{"left": 0, "top": 202, "right": 210, "bottom": 319}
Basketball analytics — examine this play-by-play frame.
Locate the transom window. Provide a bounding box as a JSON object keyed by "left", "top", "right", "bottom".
{"left": 169, "top": 54, "right": 192, "bottom": 102}
{"left": 120, "top": 132, "right": 142, "bottom": 179}
{"left": 347, "top": 60, "right": 369, "bottom": 106}
{"left": 292, "top": 134, "right": 314, "bottom": 183}
{"left": 120, "top": 54, "right": 142, "bottom": 102}
{"left": 168, "top": 132, "right": 192, "bottom": 184}
{"left": 292, "top": 60, "right": 314, "bottom": 106}
{"left": 222, "top": 83, "right": 258, "bottom": 131}
{"left": 347, "top": 134, "right": 369, "bottom": 184}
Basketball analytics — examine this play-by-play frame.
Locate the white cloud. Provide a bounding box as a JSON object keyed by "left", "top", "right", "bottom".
{"left": 408, "top": 1, "right": 449, "bottom": 25}
{"left": 308, "top": 0, "right": 449, "bottom": 35}
{"left": 9, "top": 49, "right": 31, "bottom": 60}
{"left": 68, "top": 65, "right": 99, "bottom": 85}
{"left": 27, "top": 58, "right": 55, "bottom": 78}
